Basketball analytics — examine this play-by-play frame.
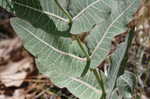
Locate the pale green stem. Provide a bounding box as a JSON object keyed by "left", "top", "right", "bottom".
{"left": 54, "top": 0, "right": 72, "bottom": 24}
{"left": 76, "top": 37, "right": 91, "bottom": 77}
{"left": 54, "top": 0, "right": 91, "bottom": 77}
{"left": 91, "top": 69, "right": 106, "bottom": 99}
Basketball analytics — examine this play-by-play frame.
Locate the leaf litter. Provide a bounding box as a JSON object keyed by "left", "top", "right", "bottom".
{"left": 0, "top": 7, "right": 54, "bottom": 99}
{"left": 0, "top": 6, "right": 78, "bottom": 99}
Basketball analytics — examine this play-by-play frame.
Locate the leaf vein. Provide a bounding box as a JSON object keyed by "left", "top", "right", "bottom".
{"left": 16, "top": 23, "right": 86, "bottom": 61}
{"left": 91, "top": 1, "right": 136, "bottom": 57}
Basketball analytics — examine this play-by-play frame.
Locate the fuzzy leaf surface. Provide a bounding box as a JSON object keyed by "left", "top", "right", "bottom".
{"left": 7, "top": 0, "right": 140, "bottom": 99}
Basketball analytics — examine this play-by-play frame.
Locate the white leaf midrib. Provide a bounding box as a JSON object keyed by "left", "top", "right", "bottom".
{"left": 91, "top": 0, "right": 136, "bottom": 57}
{"left": 72, "top": 0, "right": 102, "bottom": 21}
{"left": 13, "top": 0, "right": 102, "bottom": 22}
{"left": 13, "top": 1, "right": 68, "bottom": 22}
{"left": 16, "top": 22, "right": 86, "bottom": 61}
{"left": 70, "top": 77, "right": 101, "bottom": 94}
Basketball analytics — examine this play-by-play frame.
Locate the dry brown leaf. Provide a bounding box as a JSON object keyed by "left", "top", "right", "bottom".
{"left": 0, "top": 37, "right": 35, "bottom": 87}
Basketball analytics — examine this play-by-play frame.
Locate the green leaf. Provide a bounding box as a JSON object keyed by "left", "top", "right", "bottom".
{"left": 106, "top": 35, "right": 129, "bottom": 99}
{"left": 11, "top": 18, "right": 103, "bottom": 99}
{"left": 2, "top": 0, "right": 140, "bottom": 67}
{"left": 7, "top": 0, "right": 140, "bottom": 99}
{"left": 0, "top": 0, "right": 13, "bottom": 12}
{"left": 10, "top": 0, "right": 111, "bottom": 34}
{"left": 2, "top": 0, "right": 139, "bottom": 35}
{"left": 86, "top": 0, "right": 140, "bottom": 67}
{"left": 12, "top": 0, "right": 72, "bottom": 37}
{"left": 116, "top": 71, "right": 136, "bottom": 99}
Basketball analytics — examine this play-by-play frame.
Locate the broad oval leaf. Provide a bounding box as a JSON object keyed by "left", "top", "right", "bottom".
{"left": 106, "top": 37, "right": 129, "bottom": 99}
{"left": 5, "top": 0, "right": 140, "bottom": 99}
{"left": 11, "top": 0, "right": 71, "bottom": 37}
{"left": 1, "top": 0, "right": 140, "bottom": 67}
{"left": 11, "top": 18, "right": 132, "bottom": 99}
{"left": 11, "top": 18, "right": 103, "bottom": 99}
{"left": 116, "top": 71, "right": 136, "bottom": 93}
{"left": 1, "top": 0, "right": 139, "bottom": 35}
{"left": 10, "top": 0, "right": 110, "bottom": 34}
{"left": 86, "top": 0, "right": 140, "bottom": 67}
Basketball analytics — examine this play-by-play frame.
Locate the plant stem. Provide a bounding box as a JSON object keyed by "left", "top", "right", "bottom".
{"left": 119, "top": 29, "right": 134, "bottom": 75}
{"left": 91, "top": 69, "right": 106, "bottom": 99}
{"left": 76, "top": 36, "right": 91, "bottom": 77}
{"left": 54, "top": 0, "right": 91, "bottom": 77}
{"left": 81, "top": 58, "right": 91, "bottom": 77}
{"left": 54, "top": 0, "right": 72, "bottom": 24}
